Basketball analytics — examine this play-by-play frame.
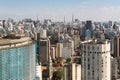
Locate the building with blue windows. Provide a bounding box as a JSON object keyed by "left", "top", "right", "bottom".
{"left": 0, "top": 37, "right": 36, "bottom": 80}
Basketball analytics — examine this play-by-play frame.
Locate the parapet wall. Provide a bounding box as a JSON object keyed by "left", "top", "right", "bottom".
{"left": 0, "top": 37, "right": 33, "bottom": 49}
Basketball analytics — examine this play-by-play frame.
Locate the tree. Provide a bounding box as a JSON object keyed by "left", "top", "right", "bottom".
{"left": 50, "top": 35, "right": 58, "bottom": 44}
{"left": 56, "top": 57, "right": 62, "bottom": 64}
{"left": 66, "top": 58, "right": 71, "bottom": 63}
{"left": 52, "top": 69, "right": 63, "bottom": 80}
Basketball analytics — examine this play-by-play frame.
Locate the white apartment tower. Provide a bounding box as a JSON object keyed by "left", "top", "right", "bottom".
{"left": 81, "top": 40, "right": 111, "bottom": 80}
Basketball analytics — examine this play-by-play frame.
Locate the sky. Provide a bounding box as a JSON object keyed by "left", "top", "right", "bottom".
{"left": 0, "top": 0, "right": 120, "bottom": 21}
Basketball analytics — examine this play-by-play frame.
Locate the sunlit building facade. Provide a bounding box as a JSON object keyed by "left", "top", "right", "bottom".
{"left": 0, "top": 37, "right": 36, "bottom": 80}
{"left": 81, "top": 40, "right": 111, "bottom": 80}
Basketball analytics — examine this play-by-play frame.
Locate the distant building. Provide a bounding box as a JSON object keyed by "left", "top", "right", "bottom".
{"left": 0, "top": 37, "right": 36, "bottom": 80}
{"left": 114, "top": 36, "right": 120, "bottom": 57}
{"left": 86, "top": 20, "right": 92, "bottom": 30}
{"left": 50, "top": 43, "right": 63, "bottom": 59}
{"left": 62, "top": 40, "right": 75, "bottom": 59}
{"left": 81, "top": 40, "right": 111, "bottom": 80}
{"left": 111, "top": 58, "right": 118, "bottom": 80}
{"left": 56, "top": 43, "right": 63, "bottom": 58}
{"left": 63, "top": 63, "right": 81, "bottom": 80}
{"left": 38, "top": 38, "right": 50, "bottom": 65}
{"left": 36, "top": 63, "right": 42, "bottom": 80}
{"left": 114, "top": 36, "right": 120, "bottom": 78}
{"left": 40, "top": 29, "right": 47, "bottom": 38}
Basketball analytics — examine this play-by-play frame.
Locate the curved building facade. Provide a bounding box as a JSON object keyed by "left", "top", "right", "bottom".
{"left": 0, "top": 37, "right": 36, "bottom": 80}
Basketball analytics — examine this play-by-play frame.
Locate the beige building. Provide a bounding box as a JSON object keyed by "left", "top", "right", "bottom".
{"left": 50, "top": 43, "right": 63, "bottom": 59}
{"left": 64, "top": 63, "right": 81, "bottom": 80}
{"left": 81, "top": 40, "right": 111, "bottom": 80}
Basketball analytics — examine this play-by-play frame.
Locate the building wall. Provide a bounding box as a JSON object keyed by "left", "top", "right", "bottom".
{"left": 63, "top": 63, "right": 81, "bottom": 80}
{"left": 0, "top": 43, "right": 36, "bottom": 80}
{"left": 56, "top": 43, "right": 63, "bottom": 58}
{"left": 36, "top": 64, "right": 42, "bottom": 80}
{"left": 81, "top": 40, "right": 111, "bottom": 80}
{"left": 39, "top": 39, "right": 50, "bottom": 65}
{"left": 111, "top": 58, "right": 118, "bottom": 79}
{"left": 114, "top": 36, "right": 120, "bottom": 57}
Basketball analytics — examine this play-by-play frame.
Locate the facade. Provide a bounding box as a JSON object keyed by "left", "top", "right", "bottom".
{"left": 81, "top": 40, "right": 111, "bottom": 80}
{"left": 36, "top": 63, "right": 42, "bottom": 80}
{"left": 86, "top": 20, "right": 92, "bottom": 30}
{"left": 114, "top": 36, "right": 120, "bottom": 78}
{"left": 62, "top": 40, "right": 75, "bottom": 59}
{"left": 50, "top": 43, "right": 63, "bottom": 60}
{"left": 64, "top": 63, "right": 81, "bottom": 80}
{"left": 111, "top": 58, "right": 118, "bottom": 79}
{"left": 0, "top": 37, "right": 36, "bottom": 80}
{"left": 39, "top": 38, "right": 50, "bottom": 65}
{"left": 56, "top": 43, "right": 63, "bottom": 58}
{"left": 114, "top": 36, "right": 120, "bottom": 57}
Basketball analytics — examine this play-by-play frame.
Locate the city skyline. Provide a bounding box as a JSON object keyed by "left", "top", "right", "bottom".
{"left": 0, "top": 0, "right": 120, "bottom": 21}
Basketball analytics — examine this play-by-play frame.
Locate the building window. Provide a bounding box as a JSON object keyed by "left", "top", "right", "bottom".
{"left": 88, "top": 53, "right": 90, "bottom": 56}
{"left": 92, "top": 71, "right": 94, "bottom": 76}
{"left": 84, "top": 46, "right": 86, "bottom": 49}
{"left": 88, "top": 58, "right": 90, "bottom": 62}
{"left": 92, "top": 46, "right": 94, "bottom": 50}
{"left": 88, "top": 64, "right": 90, "bottom": 70}
{"left": 97, "top": 46, "right": 99, "bottom": 50}
{"left": 88, "top": 46, "right": 90, "bottom": 50}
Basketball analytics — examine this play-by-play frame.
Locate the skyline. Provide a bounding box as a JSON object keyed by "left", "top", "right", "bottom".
{"left": 0, "top": 0, "right": 120, "bottom": 21}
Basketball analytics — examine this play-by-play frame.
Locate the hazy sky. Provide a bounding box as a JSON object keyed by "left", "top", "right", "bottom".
{"left": 0, "top": 0, "right": 120, "bottom": 21}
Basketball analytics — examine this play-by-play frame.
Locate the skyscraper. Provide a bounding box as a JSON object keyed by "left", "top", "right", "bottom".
{"left": 0, "top": 37, "right": 36, "bottom": 80}
{"left": 81, "top": 40, "right": 111, "bottom": 80}
{"left": 86, "top": 20, "right": 92, "bottom": 30}
{"left": 114, "top": 36, "right": 120, "bottom": 57}
{"left": 114, "top": 36, "right": 120, "bottom": 77}
{"left": 39, "top": 38, "right": 50, "bottom": 65}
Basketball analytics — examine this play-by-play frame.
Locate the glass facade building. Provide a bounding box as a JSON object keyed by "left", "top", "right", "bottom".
{"left": 0, "top": 43, "right": 36, "bottom": 80}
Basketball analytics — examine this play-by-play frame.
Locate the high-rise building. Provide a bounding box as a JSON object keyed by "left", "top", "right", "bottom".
{"left": 114, "top": 36, "right": 120, "bottom": 57}
{"left": 50, "top": 43, "right": 63, "bottom": 60}
{"left": 36, "top": 63, "right": 42, "bottom": 80}
{"left": 111, "top": 58, "right": 118, "bottom": 79}
{"left": 64, "top": 63, "right": 81, "bottom": 80}
{"left": 81, "top": 40, "right": 111, "bottom": 80}
{"left": 114, "top": 36, "right": 120, "bottom": 78}
{"left": 86, "top": 20, "right": 92, "bottom": 30}
{"left": 38, "top": 38, "right": 50, "bottom": 65}
{"left": 0, "top": 37, "right": 36, "bottom": 80}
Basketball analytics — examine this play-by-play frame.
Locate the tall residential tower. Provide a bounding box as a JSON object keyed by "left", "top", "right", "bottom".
{"left": 81, "top": 40, "right": 111, "bottom": 80}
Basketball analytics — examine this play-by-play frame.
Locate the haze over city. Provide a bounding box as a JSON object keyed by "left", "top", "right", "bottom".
{"left": 0, "top": 0, "right": 120, "bottom": 21}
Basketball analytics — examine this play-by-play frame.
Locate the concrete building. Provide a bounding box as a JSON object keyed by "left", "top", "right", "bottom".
{"left": 64, "top": 63, "right": 81, "bottom": 80}
{"left": 81, "top": 40, "right": 111, "bottom": 80}
{"left": 62, "top": 40, "right": 75, "bottom": 59}
{"left": 38, "top": 38, "right": 50, "bottom": 65}
{"left": 111, "top": 58, "right": 118, "bottom": 80}
{"left": 86, "top": 20, "right": 92, "bottom": 30}
{"left": 50, "top": 43, "right": 63, "bottom": 59}
{"left": 114, "top": 36, "right": 120, "bottom": 57}
{"left": 114, "top": 36, "right": 120, "bottom": 78}
{"left": 40, "top": 29, "right": 47, "bottom": 38}
{"left": 0, "top": 36, "right": 36, "bottom": 80}
{"left": 50, "top": 46, "right": 56, "bottom": 60}
{"left": 36, "top": 63, "right": 42, "bottom": 80}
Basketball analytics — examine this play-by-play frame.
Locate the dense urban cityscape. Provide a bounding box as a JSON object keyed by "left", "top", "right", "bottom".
{"left": 0, "top": 18, "right": 120, "bottom": 80}
{"left": 1, "top": 0, "right": 120, "bottom": 80}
